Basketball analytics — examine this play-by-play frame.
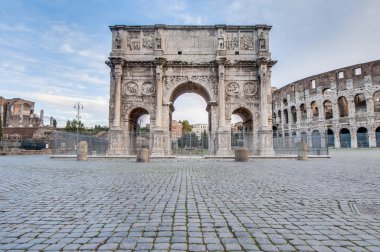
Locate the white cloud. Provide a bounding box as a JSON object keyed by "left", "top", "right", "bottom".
{"left": 179, "top": 13, "right": 203, "bottom": 25}
{"left": 0, "top": 23, "right": 34, "bottom": 32}
{"left": 59, "top": 43, "right": 74, "bottom": 53}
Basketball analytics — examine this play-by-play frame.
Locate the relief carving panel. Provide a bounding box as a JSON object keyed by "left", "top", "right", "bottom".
{"left": 142, "top": 31, "right": 154, "bottom": 50}
{"left": 127, "top": 31, "right": 140, "bottom": 51}
{"left": 226, "top": 32, "right": 239, "bottom": 51}
{"left": 122, "top": 82, "right": 138, "bottom": 95}
{"left": 240, "top": 33, "right": 254, "bottom": 50}
{"left": 226, "top": 82, "right": 240, "bottom": 96}
{"left": 142, "top": 82, "right": 155, "bottom": 95}
{"left": 243, "top": 81, "right": 258, "bottom": 96}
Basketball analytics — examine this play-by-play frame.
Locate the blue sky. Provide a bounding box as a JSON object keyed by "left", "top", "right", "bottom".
{"left": 1, "top": 0, "right": 379, "bottom": 127}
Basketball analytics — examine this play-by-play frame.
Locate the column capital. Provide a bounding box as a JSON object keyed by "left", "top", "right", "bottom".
{"left": 107, "top": 57, "right": 126, "bottom": 78}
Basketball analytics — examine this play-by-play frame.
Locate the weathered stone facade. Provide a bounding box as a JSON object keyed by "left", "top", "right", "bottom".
{"left": 107, "top": 25, "right": 276, "bottom": 156}
{"left": 0, "top": 97, "right": 44, "bottom": 128}
{"left": 272, "top": 60, "right": 380, "bottom": 148}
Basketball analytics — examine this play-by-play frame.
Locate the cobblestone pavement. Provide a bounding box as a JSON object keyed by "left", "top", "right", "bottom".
{"left": 0, "top": 149, "right": 379, "bottom": 252}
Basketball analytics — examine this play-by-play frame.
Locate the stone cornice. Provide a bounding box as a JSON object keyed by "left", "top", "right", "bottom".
{"left": 255, "top": 57, "right": 277, "bottom": 67}
{"left": 112, "top": 59, "right": 278, "bottom": 67}
{"left": 109, "top": 24, "right": 272, "bottom": 31}
{"left": 106, "top": 57, "right": 126, "bottom": 68}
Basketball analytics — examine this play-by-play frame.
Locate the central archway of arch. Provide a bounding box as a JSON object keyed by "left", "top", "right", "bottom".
{"left": 169, "top": 82, "right": 216, "bottom": 156}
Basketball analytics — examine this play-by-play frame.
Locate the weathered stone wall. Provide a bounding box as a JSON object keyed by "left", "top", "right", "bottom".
{"left": 272, "top": 60, "right": 380, "bottom": 148}
{"left": 3, "top": 127, "right": 40, "bottom": 139}
{"left": 107, "top": 25, "right": 277, "bottom": 156}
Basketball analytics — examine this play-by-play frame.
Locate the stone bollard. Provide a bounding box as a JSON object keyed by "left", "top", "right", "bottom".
{"left": 137, "top": 148, "right": 150, "bottom": 162}
{"left": 297, "top": 140, "right": 308, "bottom": 160}
{"left": 77, "top": 141, "right": 88, "bottom": 161}
{"left": 235, "top": 147, "right": 249, "bottom": 162}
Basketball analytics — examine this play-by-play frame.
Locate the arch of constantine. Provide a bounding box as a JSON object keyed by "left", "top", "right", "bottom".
{"left": 106, "top": 25, "right": 276, "bottom": 156}
{"left": 272, "top": 60, "right": 380, "bottom": 149}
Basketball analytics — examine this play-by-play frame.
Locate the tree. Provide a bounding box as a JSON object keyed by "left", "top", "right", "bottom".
{"left": 65, "top": 119, "right": 85, "bottom": 133}
{"left": 181, "top": 120, "right": 192, "bottom": 133}
{"left": 178, "top": 132, "right": 198, "bottom": 149}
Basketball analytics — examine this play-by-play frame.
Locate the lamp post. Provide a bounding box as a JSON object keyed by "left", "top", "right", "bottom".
{"left": 74, "top": 102, "right": 84, "bottom": 151}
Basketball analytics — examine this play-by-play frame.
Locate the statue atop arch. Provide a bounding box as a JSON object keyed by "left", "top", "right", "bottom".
{"left": 106, "top": 25, "right": 276, "bottom": 157}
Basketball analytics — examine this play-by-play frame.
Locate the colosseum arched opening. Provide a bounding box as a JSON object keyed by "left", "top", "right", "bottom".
{"left": 374, "top": 91, "right": 380, "bottom": 112}
{"left": 338, "top": 97, "right": 349, "bottom": 117}
{"left": 300, "top": 104, "right": 307, "bottom": 121}
{"left": 311, "top": 101, "right": 319, "bottom": 119}
{"left": 354, "top": 94, "right": 367, "bottom": 113}
{"left": 327, "top": 128, "right": 334, "bottom": 147}
{"left": 324, "top": 100, "right": 333, "bottom": 120}
{"left": 340, "top": 128, "right": 351, "bottom": 148}
{"left": 283, "top": 109, "right": 289, "bottom": 124}
{"left": 357, "top": 127, "right": 369, "bottom": 148}
{"left": 376, "top": 127, "right": 380, "bottom": 147}
{"left": 311, "top": 130, "right": 321, "bottom": 154}
{"left": 291, "top": 106, "right": 297, "bottom": 123}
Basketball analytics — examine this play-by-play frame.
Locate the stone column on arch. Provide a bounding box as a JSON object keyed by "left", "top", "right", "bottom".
{"left": 257, "top": 59, "right": 275, "bottom": 156}
{"left": 207, "top": 101, "right": 218, "bottom": 155}
{"left": 151, "top": 58, "right": 165, "bottom": 157}
{"left": 106, "top": 58, "right": 125, "bottom": 155}
{"left": 215, "top": 59, "right": 232, "bottom": 156}
{"left": 112, "top": 62, "right": 123, "bottom": 130}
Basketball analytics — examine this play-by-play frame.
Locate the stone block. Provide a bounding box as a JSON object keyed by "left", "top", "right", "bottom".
{"left": 235, "top": 147, "right": 249, "bottom": 162}
{"left": 297, "top": 141, "right": 308, "bottom": 160}
{"left": 137, "top": 148, "right": 150, "bottom": 162}
{"left": 77, "top": 141, "right": 88, "bottom": 161}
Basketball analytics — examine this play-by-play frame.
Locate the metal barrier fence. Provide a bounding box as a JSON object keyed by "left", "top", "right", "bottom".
{"left": 273, "top": 133, "right": 329, "bottom": 155}
{"left": 50, "top": 131, "right": 108, "bottom": 155}
{"left": 49, "top": 131, "right": 329, "bottom": 156}
{"left": 0, "top": 140, "right": 21, "bottom": 152}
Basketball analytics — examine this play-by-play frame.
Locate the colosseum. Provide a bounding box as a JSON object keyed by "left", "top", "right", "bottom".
{"left": 272, "top": 59, "right": 380, "bottom": 149}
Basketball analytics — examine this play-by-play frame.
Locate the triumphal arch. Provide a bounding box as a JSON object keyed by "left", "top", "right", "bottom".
{"left": 106, "top": 25, "right": 276, "bottom": 156}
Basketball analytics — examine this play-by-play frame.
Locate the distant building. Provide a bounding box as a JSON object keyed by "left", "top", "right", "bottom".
{"left": 231, "top": 122, "right": 244, "bottom": 133}
{"left": 0, "top": 97, "right": 55, "bottom": 139}
{"left": 0, "top": 97, "right": 44, "bottom": 128}
{"left": 192, "top": 123, "right": 208, "bottom": 138}
{"left": 171, "top": 120, "right": 183, "bottom": 141}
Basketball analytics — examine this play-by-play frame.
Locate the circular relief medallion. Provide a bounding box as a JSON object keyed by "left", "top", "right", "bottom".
{"left": 123, "top": 82, "right": 138, "bottom": 95}
{"left": 141, "top": 82, "right": 155, "bottom": 95}
{"left": 226, "top": 82, "right": 240, "bottom": 96}
{"left": 243, "top": 81, "right": 258, "bottom": 96}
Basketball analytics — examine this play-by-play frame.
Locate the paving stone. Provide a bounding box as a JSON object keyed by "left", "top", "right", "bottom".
{"left": 97, "top": 242, "right": 119, "bottom": 250}
{"left": 0, "top": 152, "right": 379, "bottom": 252}
{"left": 153, "top": 243, "right": 170, "bottom": 249}
{"left": 171, "top": 243, "right": 187, "bottom": 250}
